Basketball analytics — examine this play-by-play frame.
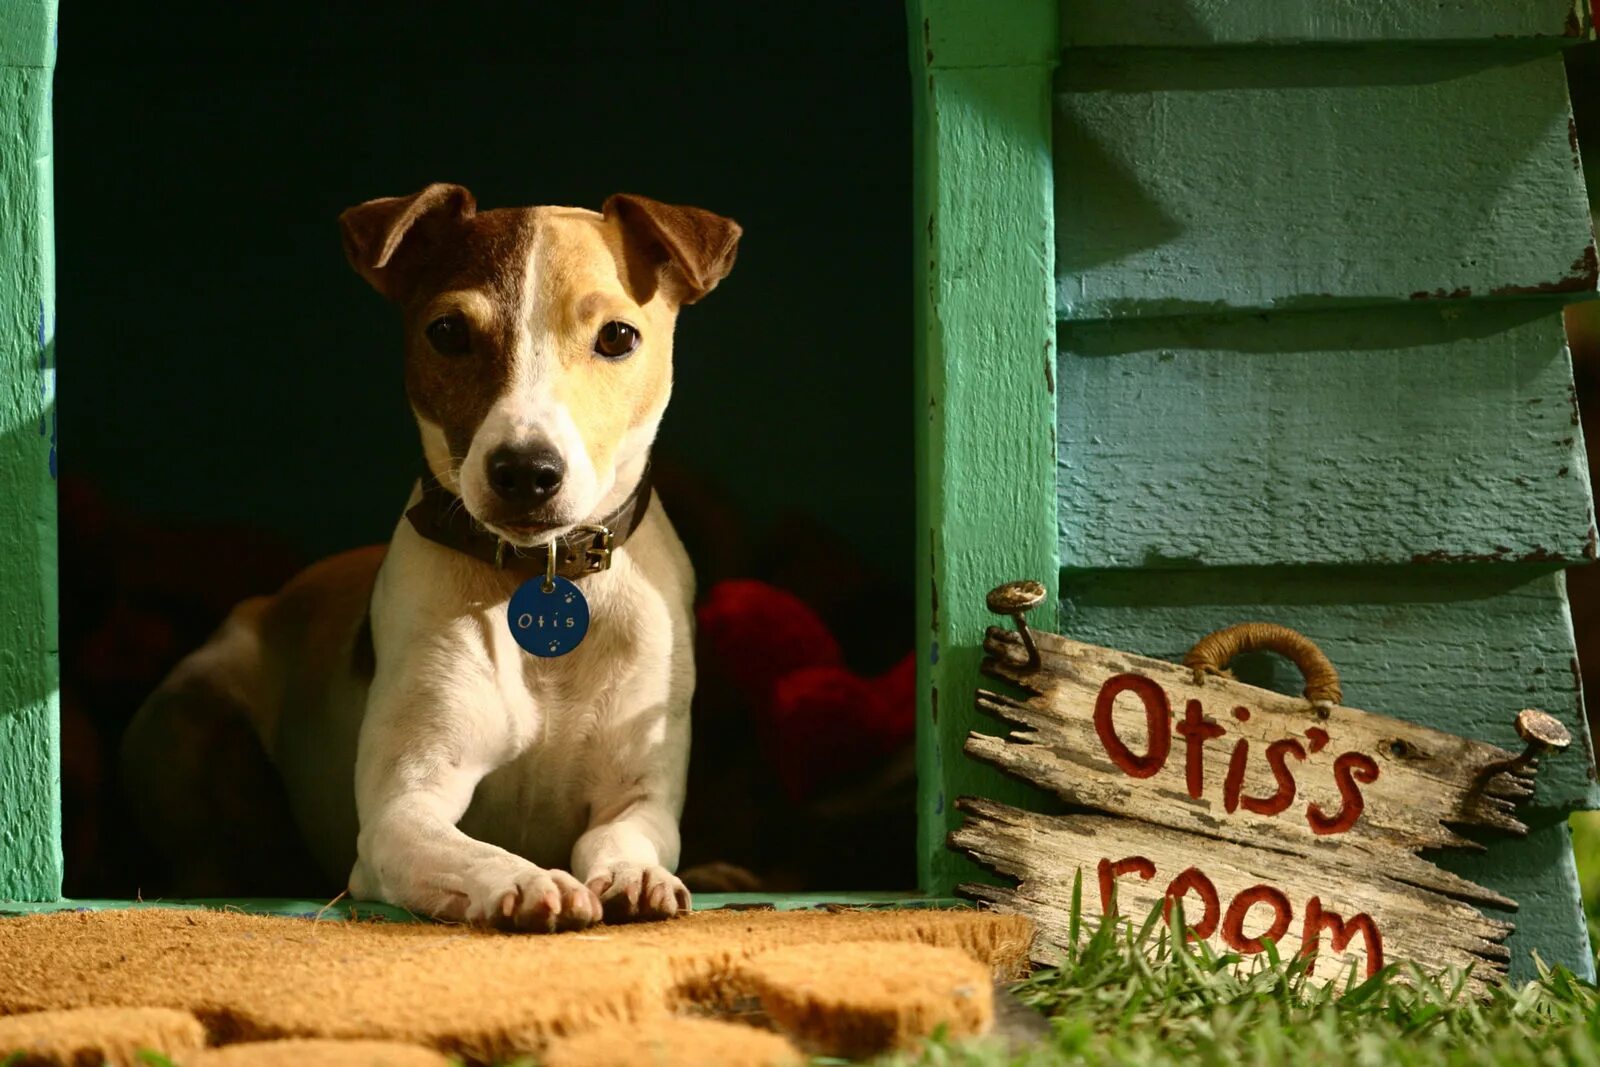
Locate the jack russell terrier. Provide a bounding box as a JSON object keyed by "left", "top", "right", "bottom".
{"left": 122, "top": 183, "right": 740, "bottom": 930}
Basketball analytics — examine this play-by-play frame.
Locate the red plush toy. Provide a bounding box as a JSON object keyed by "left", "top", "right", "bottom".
{"left": 697, "top": 579, "right": 915, "bottom": 803}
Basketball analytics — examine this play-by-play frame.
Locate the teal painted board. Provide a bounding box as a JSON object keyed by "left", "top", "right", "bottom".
{"left": 0, "top": 1, "right": 59, "bottom": 903}
{"left": 911, "top": 0, "right": 1061, "bottom": 898}
{"left": 0, "top": 892, "right": 960, "bottom": 920}
{"left": 1057, "top": 567, "right": 1599, "bottom": 816}
{"left": 1438, "top": 814, "right": 1596, "bottom": 983}
{"left": 1061, "top": 0, "right": 1587, "bottom": 49}
{"left": 920, "top": 0, "right": 1058, "bottom": 68}
{"left": 1056, "top": 47, "right": 1595, "bottom": 322}
{"left": 0, "top": 0, "right": 54, "bottom": 67}
{"left": 1058, "top": 302, "right": 1595, "bottom": 570}
{"left": 1057, "top": 567, "right": 1598, "bottom": 979}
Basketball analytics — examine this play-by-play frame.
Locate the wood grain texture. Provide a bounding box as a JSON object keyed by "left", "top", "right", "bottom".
{"left": 1056, "top": 568, "right": 1600, "bottom": 819}
{"left": 972, "top": 627, "right": 1533, "bottom": 907}
{"left": 0, "top": 0, "right": 60, "bottom": 903}
{"left": 1055, "top": 47, "right": 1595, "bottom": 322}
{"left": 1436, "top": 813, "right": 1595, "bottom": 982}
{"left": 920, "top": 0, "right": 1058, "bottom": 69}
{"left": 1057, "top": 302, "right": 1595, "bottom": 569}
{"left": 911, "top": 0, "right": 1061, "bottom": 896}
{"left": 1060, "top": 0, "right": 1587, "bottom": 49}
{"left": 953, "top": 799, "right": 1513, "bottom": 992}
{"left": 0, "top": 0, "right": 54, "bottom": 67}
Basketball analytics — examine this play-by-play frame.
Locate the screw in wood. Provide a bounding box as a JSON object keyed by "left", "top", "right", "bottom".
{"left": 1510, "top": 708, "right": 1571, "bottom": 772}
{"left": 986, "top": 580, "right": 1047, "bottom": 670}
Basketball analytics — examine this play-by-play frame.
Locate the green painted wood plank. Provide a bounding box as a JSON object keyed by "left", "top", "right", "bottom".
{"left": 1058, "top": 302, "right": 1596, "bottom": 569}
{"left": 0, "top": 0, "right": 55, "bottom": 68}
{"left": 919, "top": 0, "right": 1058, "bottom": 69}
{"left": 0, "top": 893, "right": 959, "bottom": 921}
{"left": 1058, "top": 567, "right": 1599, "bottom": 815}
{"left": 1438, "top": 814, "right": 1596, "bottom": 983}
{"left": 911, "top": 0, "right": 1061, "bottom": 898}
{"left": 0, "top": 898, "right": 422, "bottom": 922}
{"left": 1056, "top": 47, "right": 1595, "bottom": 322}
{"left": 1057, "top": 566, "right": 1598, "bottom": 979}
{"left": 0, "top": 2, "right": 59, "bottom": 903}
{"left": 1061, "top": 0, "right": 1587, "bottom": 50}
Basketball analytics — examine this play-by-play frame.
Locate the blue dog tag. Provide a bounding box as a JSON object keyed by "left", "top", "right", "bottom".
{"left": 508, "top": 575, "right": 590, "bottom": 657}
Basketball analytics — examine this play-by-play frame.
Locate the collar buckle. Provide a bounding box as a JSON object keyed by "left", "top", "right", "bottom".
{"left": 572, "top": 524, "right": 616, "bottom": 575}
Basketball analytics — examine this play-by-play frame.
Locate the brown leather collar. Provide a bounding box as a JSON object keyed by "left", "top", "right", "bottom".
{"left": 404, "top": 463, "right": 653, "bottom": 579}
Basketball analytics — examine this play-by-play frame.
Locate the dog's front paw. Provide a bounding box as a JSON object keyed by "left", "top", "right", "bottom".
{"left": 586, "top": 864, "right": 691, "bottom": 923}
{"left": 462, "top": 857, "right": 602, "bottom": 933}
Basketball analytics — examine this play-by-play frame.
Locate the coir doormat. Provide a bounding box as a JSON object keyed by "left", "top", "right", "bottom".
{"left": 0, "top": 906, "right": 1033, "bottom": 1065}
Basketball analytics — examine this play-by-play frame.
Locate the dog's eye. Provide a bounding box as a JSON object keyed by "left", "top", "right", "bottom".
{"left": 594, "top": 321, "right": 640, "bottom": 360}
{"left": 425, "top": 311, "right": 471, "bottom": 356}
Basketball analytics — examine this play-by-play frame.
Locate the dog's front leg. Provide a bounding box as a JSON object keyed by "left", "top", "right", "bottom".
{"left": 572, "top": 658, "right": 694, "bottom": 923}
{"left": 348, "top": 666, "right": 601, "bottom": 931}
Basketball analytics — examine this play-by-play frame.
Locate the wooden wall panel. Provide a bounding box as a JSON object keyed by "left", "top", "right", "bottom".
{"left": 0, "top": 0, "right": 60, "bottom": 902}
{"left": 1057, "top": 567, "right": 1598, "bottom": 817}
{"left": 1058, "top": 303, "right": 1594, "bottom": 569}
{"left": 1056, "top": 48, "right": 1594, "bottom": 321}
{"left": 913, "top": 0, "right": 1062, "bottom": 896}
{"left": 1061, "top": 0, "right": 1586, "bottom": 49}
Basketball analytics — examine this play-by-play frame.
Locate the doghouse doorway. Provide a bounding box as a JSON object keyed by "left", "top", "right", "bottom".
{"left": 49, "top": 0, "right": 916, "bottom": 901}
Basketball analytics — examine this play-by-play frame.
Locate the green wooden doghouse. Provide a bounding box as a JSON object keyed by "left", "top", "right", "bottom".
{"left": 3, "top": 0, "right": 1598, "bottom": 984}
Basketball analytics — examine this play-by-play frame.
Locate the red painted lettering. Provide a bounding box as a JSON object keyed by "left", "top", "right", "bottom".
{"left": 1098, "top": 855, "right": 1156, "bottom": 916}
{"left": 1222, "top": 885, "right": 1292, "bottom": 953}
{"left": 1223, "top": 738, "right": 1249, "bottom": 814}
{"left": 1176, "top": 699, "right": 1225, "bottom": 799}
{"left": 1240, "top": 738, "right": 1308, "bottom": 817}
{"left": 1162, "top": 867, "right": 1220, "bottom": 940}
{"left": 1301, "top": 897, "right": 1385, "bottom": 978}
{"left": 1306, "top": 752, "right": 1380, "bottom": 835}
{"left": 1303, "top": 726, "right": 1330, "bottom": 754}
{"left": 1093, "top": 673, "right": 1172, "bottom": 779}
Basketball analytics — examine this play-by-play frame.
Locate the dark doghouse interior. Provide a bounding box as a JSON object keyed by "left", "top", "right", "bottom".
{"left": 54, "top": 0, "right": 914, "bottom": 897}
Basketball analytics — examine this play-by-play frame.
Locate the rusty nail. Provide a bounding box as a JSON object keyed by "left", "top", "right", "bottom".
{"left": 986, "top": 580, "right": 1046, "bottom": 670}
{"left": 1511, "top": 708, "right": 1571, "bottom": 771}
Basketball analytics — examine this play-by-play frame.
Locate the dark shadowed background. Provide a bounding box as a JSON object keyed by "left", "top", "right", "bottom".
{"left": 54, "top": 1, "right": 916, "bottom": 896}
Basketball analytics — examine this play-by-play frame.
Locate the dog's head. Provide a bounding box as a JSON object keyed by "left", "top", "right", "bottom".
{"left": 340, "top": 183, "right": 740, "bottom": 546}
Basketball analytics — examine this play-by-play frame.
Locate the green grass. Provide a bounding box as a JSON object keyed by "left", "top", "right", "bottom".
{"left": 1576, "top": 810, "right": 1600, "bottom": 949}
{"left": 871, "top": 837, "right": 1600, "bottom": 1067}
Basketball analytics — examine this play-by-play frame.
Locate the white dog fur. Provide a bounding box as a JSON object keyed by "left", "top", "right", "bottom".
{"left": 122, "top": 185, "right": 741, "bottom": 931}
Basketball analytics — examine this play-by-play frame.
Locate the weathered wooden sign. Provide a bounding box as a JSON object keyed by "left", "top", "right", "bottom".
{"left": 951, "top": 582, "right": 1569, "bottom": 992}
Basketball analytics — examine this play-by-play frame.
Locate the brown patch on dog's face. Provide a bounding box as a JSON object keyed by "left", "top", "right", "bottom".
{"left": 404, "top": 265, "right": 522, "bottom": 466}
{"left": 341, "top": 185, "right": 740, "bottom": 541}
{"left": 389, "top": 210, "right": 537, "bottom": 469}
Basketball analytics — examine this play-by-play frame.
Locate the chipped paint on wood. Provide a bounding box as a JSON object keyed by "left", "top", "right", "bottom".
{"left": 1038, "top": 575, "right": 1599, "bottom": 982}
{"left": 974, "top": 626, "right": 1537, "bottom": 897}
{"left": 1049, "top": 566, "right": 1599, "bottom": 981}
{"left": 0, "top": 0, "right": 60, "bottom": 902}
{"left": 1061, "top": 0, "right": 1588, "bottom": 49}
{"left": 951, "top": 619, "right": 1563, "bottom": 990}
{"left": 1056, "top": 47, "right": 1595, "bottom": 321}
{"left": 956, "top": 799, "right": 1513, "bottom": 993}
{"left": 1057, "top": 569, "right": 1599, "bottom": 819}
{"left": 1057, "top": 302, "right": 1595, "bottom": 569}
{"left": 1042, "top": 2, "right": 1599, "bottom": 984}
{"left": 911, "top": 0, "right": 1061, "bottom": 896}
{"left": 921, "top": 0, "right": 1057, "bottom": 69}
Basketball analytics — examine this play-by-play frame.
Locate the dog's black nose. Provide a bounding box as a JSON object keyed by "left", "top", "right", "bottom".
{"left": 487, "top": 444, "right": 565, "bottom": 506}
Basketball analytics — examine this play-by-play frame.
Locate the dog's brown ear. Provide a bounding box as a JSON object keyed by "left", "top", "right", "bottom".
{"left": 339, "top": 183, "right": 477, "bottom": 300}
{"left": 604, "top": 194, "right": 741, "bottom": 305}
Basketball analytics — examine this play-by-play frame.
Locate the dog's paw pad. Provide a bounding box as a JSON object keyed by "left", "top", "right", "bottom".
{"left": 462, "top": 859, "right": 600, "bottom": 933}
{"left": 587, "top": 865, "right": 691, "bottom": 923}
